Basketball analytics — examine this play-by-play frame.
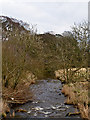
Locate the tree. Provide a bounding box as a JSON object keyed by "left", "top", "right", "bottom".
{"left": 72, "top": 21, "right": 89, "bottom": 80}
{"left": 59, "top": 35, "right": 81, "bottom": 83}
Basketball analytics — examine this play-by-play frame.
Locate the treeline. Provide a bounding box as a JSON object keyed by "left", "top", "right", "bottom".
{"left": 1, "top": 16, "right": 89, "bottom": 89}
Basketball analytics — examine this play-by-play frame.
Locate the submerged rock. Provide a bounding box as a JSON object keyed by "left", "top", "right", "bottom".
{"left": 32, "top": 106, "right": 44, "bottom": 111}
{"left": 45, "top": 115, "right": 48, "bottom": 117}
{"left": 16, "top": 109, "right": 27, "bottom": 112}
{"left": 51, "top": 105, "right": 56, "bottom": 110}
{"left": 32, "top": 101, "right": 38, "bottom": 104}
{"left": 57, "top": 108, "right": 66, "bottom": 111}
{"left": 34, "top": 112, "right": 37, "bottom": 116}
{"left": 66, "top": 112, "right": 80, "bottom": 117}
{"left": 40, "top": 111, "right": 52, "bottom": 115}
{"left": 27, "top": 110, "right": 31, "bottom": 114}
{"left": 45, "top": 107, "right": 51, "bottom": 110}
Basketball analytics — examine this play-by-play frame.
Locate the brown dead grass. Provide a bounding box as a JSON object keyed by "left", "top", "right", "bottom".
{"left": 56, "top": 68, "right": 90, "bottom": 119}
{"left": 2, "top": 100, "right": 10, "bottom": 113}
{"left": 62, "top": 82, "right": 89, "bottom": 119}
{"left": 2, "top": 71, "right": 37, "bottom": 116}
{"left": 55, "top": 68, "right": 89, "bottom": 83}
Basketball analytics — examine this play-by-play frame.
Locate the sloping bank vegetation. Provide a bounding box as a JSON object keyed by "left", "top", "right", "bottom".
{"left": 0, "top": 16, "right": 90, "bottom": 119}
{"left": 55, "top": 22, "right": 90, "bottom": 119}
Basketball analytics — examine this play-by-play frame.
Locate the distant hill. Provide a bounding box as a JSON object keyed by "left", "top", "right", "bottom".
{"left": 0, "top": 16, "right": 30, "bottom": 40}
{"left": 0, "top": 16, "right": 30, "bottom": 31}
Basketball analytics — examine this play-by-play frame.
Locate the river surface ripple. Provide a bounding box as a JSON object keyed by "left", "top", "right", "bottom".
{"left": 11, "top": 79, "right": 81, "bottom": 118}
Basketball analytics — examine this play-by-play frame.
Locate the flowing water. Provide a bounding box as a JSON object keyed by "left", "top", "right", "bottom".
{"left": 8, "top": 79, "right": 81, "bottom": 118}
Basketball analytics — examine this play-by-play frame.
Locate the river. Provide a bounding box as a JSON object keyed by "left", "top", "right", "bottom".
{"left": 8, "top": 79, "right": 81, "bottom": 118}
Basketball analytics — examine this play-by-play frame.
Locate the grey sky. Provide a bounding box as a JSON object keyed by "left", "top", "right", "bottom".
{"left": 0, "top": 0, "right": 88, "bottom": 34}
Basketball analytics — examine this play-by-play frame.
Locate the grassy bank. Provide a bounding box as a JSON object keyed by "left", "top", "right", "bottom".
{"left": 1, "top": 71, "right": 36, "bottom": 118}
{"left": 55, "top": 68, "right": 90, "bottom": 119}
{"left": 62, "top": 82, "right": 88, "bottom": 119}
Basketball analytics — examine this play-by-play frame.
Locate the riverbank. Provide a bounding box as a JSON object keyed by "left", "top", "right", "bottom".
{"left": 1, "top": 71, "right": 36, "bottom": 118}
{"left": 1, "top": 68, "right": 89, "bottom": 119}
{"left": 5, "top": 79, "right": 81, "bottom": 118}
{"left": 62, "top": 82, "right": 88, "bottom": 119}
{"left": 55, "top": 68, "right": 89, "bottom": 120}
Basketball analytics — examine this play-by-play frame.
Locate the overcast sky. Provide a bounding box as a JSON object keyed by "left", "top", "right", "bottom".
{"left": 0, "top": 0, "right": 88, "bottom": 34}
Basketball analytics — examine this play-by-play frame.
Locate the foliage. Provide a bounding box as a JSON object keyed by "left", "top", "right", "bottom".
{"left": 1, "top": 16, "right": 89, "bottom": 88}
